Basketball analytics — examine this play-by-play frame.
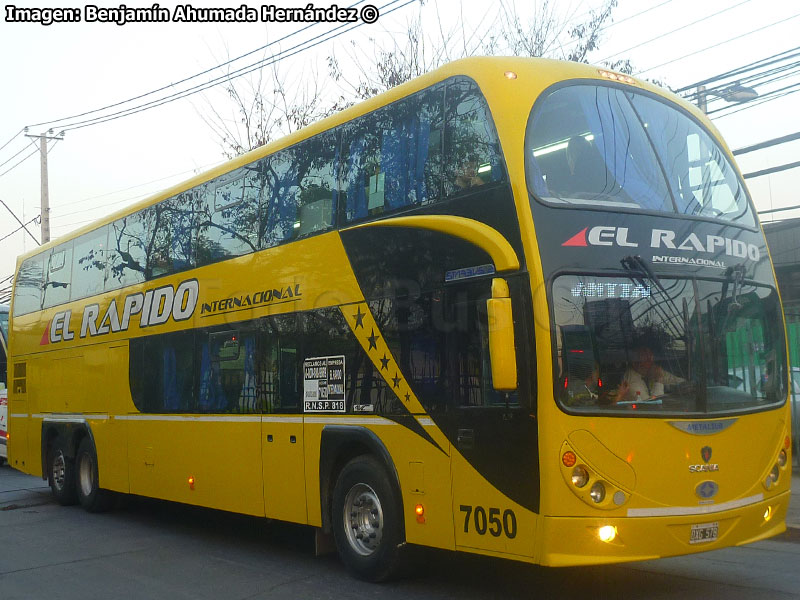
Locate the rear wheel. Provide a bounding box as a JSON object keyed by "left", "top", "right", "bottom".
{"left": 48, "top": 438, "right": 77, "bottom": 506}
{"left": 332, "top": 455, "right": 403, "bottom": 582}
{"left": 76, "top": 438, "right": 113, "bottom": 512}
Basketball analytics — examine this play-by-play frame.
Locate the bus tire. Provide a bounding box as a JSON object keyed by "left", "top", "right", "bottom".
{"left": 76, "top": 437, "right": 113, "bottom": 513}
{"left": 48, "top": 438, "right": 77, "bottom": 506}
{"left": 331, "top": 455, "right": 403, "bottom": 582}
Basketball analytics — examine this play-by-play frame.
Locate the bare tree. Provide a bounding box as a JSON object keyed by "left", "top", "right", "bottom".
{"left": 204, "top": 0, "right": 626, "bottom": 157}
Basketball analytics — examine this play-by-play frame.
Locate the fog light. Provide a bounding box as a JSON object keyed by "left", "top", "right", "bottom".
{"left": 763, "top": 506, "right": 773, "bottom": 522}
{"left": 598, "top": 525, "right": 617, "bottom": 542}
{"left": 613, "top": 491, "right": 626, "bottom": 506}
{"left": 590, "top": 481, "right": 606, "bottom": 504}
{"left": 571, "top": 465, "right": 589, "bottom": 488}
{"left": 777, "top": 449, "right": 787, "bottom": 468}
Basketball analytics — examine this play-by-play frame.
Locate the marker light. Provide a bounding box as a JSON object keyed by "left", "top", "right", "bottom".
{"left": 598, "top": 69, "right": 636, "bottom": 85}
{"left": 763, "top": 506, "right": 774, "bottom": 522}
{"left": 415, "top": 504, "right": 425, "bottom": 524}
{"left": 598, "top": 525, "right": 617, "bottom": 543}
{"left": 571, "top": 465, "right": 589, "bottom": 488}
{"left": 785, "top": 436, "right": 791, "bottom": 449}
{"left": 504, "top": 71, "right": 517, "bottom": 80}
{"left": 562, "top": 451, "right": 577, "bottom": 468}
{"left": 188, "top": 476, "right": 195, "bottom": 490}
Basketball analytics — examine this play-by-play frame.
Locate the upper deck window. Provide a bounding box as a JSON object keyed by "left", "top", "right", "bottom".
{"left": 525, "top": 84, "right": 754, "bottom": 227}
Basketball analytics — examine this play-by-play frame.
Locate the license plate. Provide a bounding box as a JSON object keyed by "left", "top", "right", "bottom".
{"left": 689, "top": 522, "right": 719, "bottom": 544}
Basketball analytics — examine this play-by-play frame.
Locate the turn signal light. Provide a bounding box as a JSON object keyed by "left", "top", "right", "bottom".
{"left": 562, "top": 451, "right": 577, "bottom": 468}
{"left": 415, "top": 504, "right": 425, "bottom": 524}
{"left": 188, "top": 476, "right": 195, "bottom": 490}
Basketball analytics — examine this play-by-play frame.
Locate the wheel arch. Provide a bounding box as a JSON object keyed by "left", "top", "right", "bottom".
{"left": 319, "top": 425, "right": 404, "bottom": 537}
{"left": 40, "top": 419, "right": 96, "bottom": 480}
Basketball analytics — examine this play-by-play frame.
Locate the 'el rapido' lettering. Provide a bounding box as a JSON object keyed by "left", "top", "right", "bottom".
{"left": 47, "top": 279, "right": 199, "bottom": 344}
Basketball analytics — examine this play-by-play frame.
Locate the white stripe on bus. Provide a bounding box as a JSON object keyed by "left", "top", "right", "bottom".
{"left": 626, "top": 493, "right": 764, "bottom": 518}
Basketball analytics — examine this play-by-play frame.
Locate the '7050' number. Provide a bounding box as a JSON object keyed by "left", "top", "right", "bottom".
{"left": 459, "top": 505, "right": 517, "bottom": 538}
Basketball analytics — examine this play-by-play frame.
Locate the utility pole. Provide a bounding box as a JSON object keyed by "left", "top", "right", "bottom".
{"left": 24, "top": 129, "right": 64, "bottom": 245}
{"left": 696, "top": 85, "right": 708, "bottom": 114}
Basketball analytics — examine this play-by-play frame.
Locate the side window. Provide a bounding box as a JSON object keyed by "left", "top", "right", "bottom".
{"left": 252, "top": 314, "right": 301, "bottom": 413}
{"left": 12, "top": 255, "right": 45, "bottom": 316}
{"left": 148, "top": 193, "right": 196, "bottom": 278}
{"left": 42, "top": 243, "right": 73, "bottom": 309}
{"left": 195, "top": 166, "right": 262, "bottom": 266}
{"left": 197, "top": 329, "right": 260, "bottom": 413}
{"left": 107, "top": 212, "right": 149, "bottom": 290}
{"left": 130, "top": 330, "right": 195, "bottom": 413}
{"left": 294, "top": 133, "right": 338, "bottom": 237}
{"left": 263, "top": 149, "right": 300, "bottom": 248}
{"left": 444, "top": 78, "right": 505, "bottom": 197}
{"left": 341, "top": 87, "right": 444, "bottom": 223}
{"left": 72, "top": 226, "right": 109, "bottom": 301}
{"left": 371, "top": 281, "right": 511, "bottom": 413}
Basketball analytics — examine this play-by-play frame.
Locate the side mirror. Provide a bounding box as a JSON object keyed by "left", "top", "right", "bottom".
{"left": 487, "top": 278, "right": 517, "bottom": 391}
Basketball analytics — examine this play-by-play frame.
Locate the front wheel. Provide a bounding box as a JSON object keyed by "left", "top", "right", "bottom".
{"left": 332, "top": 455, "right": 403, "bottom": 582}
{"left": 48, "top": 438, "right": 77, "bottom": 506}
{"left": 76, "top": 438, "right": 113, "bottom": 513}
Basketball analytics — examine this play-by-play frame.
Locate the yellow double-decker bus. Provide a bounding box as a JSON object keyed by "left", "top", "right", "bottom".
{"left": 7, "top": 57, "right": 792, "bottom": 580}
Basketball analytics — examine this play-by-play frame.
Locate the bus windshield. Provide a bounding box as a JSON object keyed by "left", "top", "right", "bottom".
{"left": 525, "top": 83, "right": 754, "bottom": 227}
{"left": 553, "top": 274, "right": 786, "bottom": 415}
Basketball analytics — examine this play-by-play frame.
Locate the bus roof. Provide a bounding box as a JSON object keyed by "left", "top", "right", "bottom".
{"left": 13, "top": 56, "right": 710, "bottom": 268}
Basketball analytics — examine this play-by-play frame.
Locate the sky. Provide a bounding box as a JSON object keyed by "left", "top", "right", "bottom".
{"left": 1, "top": 0, "right": 799, "bottom": 285}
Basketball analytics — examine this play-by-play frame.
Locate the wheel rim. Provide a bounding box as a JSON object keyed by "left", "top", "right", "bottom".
{"left": 52, "top": 451, "right": 66, "bottom": 492}
{"left": 343, "top": 483, "right": 384, "bottom": 556}
{"left": 78, "top": 454, "right": 94, "bottom": 497}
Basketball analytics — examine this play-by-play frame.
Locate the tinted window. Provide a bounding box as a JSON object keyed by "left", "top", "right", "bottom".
{"left": 72, "top": 227, "right": 109, "bottom": 300}
{"left": 42, "top": 244, "right": 72, "bottom": 309}
{"left": 13, "top": 255, "right": 45, "bottom": 316}
{"left": 553, "top": 274, "right": 785, "bottom": 415}
{"left": 342, "top": 88, "right": 444, "bottom": 222}
{"left": 444, "top": 78, "right": 505, "bottom": 197}
{"left": 526, "top": 84, "right": 755, "bottom": 226}
{"left": 371, "top": 281, "right": 511, "bottom": 413}
{"left": 107, "top": 212, "right": 149, "bottom": 290}
{"left": 148, "top": 194, "right": 196, "bottom": 278}
{"left": 195, "top": 166, "right": 262, "bottom": 266}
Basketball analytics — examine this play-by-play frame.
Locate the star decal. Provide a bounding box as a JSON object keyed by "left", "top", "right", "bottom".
{"left": 367, "top": 329, "right": 380, "bottom": 351}
{"left": 353, "top": 306, "right": 365, "bottom": 329}
{"left": 392, "top": 372, "right": 402, "bottom": 388}
{"left": 380, "top": 353, "right": 391, "bottom": 371}
{"left": 404, "top": 392, "right": 410, "bottom": 403}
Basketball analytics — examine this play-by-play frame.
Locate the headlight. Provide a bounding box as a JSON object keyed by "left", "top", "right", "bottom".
{"left": 590, "top": 481, "right": 606, "bottom": 504}
{"left": 769, "top": 465, "right": 779, "bottom": 483}
{"left": 571, "top": 466, "right": 589, "bottom": 488}
{"left": 777, "top": 449, "right": 787, "bottom": 468}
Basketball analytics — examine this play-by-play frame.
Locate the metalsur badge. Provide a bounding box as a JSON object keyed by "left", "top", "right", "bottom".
{"left": 695, "top": 480, "right": 719, "bottom": 499}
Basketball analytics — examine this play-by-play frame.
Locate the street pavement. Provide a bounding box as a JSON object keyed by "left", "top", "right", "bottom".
{"left": 788, "top": 469, "right": 800, "bottom": 530}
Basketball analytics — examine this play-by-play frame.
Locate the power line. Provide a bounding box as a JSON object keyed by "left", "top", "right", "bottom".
{"left": 0, "top": 215, "right": 40, "bottom": 244}
{"left": 712, "top": 83, "right": 800, "bottom": 119}
{"left": 733, "top": 132, "right": 800, "bottom": 155}
{"left": 0, "top": 129, "right": 24, "bottom": 155}
{"left": 27, "top": 0, "right": 372, "bottom": 131}
{"left": 0, "top": 138, "right": 36, "bottom": 170}
{"left": 56, "top": 0, "right": 414, "bottom": 133}
{"left": 676, "top": 45, "right": 800, "bottom": 93}
{"left": 0, "top": 198, "right": 40, "bottom": 246}
{"left": 0, "top": 147, "right": 38, "bottom": 179}
{"left": 599, "top": 0, "right": 752, "bottom": 65}
{"left": 635, "top": 12, "right": 800, "bottom": 76}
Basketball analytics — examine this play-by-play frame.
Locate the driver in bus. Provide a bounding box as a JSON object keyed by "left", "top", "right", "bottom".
{"left": 615, "top": 346, "right": 682, "bottom": 403}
